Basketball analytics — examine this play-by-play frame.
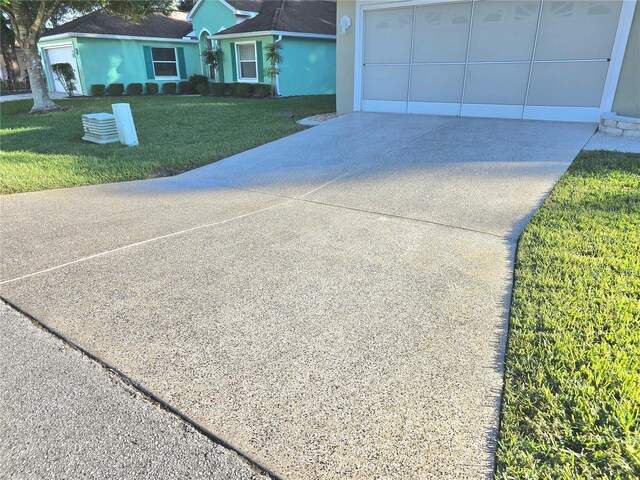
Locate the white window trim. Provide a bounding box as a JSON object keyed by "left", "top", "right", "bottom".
{"left": 152, "top": 46, "right": 180, "bottom": 80}
{"left": 235, "top": 41, "right": 259, "bottom": 83}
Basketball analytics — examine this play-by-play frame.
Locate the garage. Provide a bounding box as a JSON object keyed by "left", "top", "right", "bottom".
{"left": 44, "top": 45, "right": 82, "bottom": 95}
{"left": 357, "top": 0, "right": 631, "bottom": 121}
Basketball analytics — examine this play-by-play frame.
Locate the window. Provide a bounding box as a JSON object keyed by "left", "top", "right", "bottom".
{"left": 236, "top": 42, "right": 257, "bottom": 82}
{"left": 151, "top": 47, "right": 178, "bottom": 78}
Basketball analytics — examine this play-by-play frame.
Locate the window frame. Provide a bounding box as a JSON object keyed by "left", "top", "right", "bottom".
{"left": 151, "top": 46, "right": 180, "bottom": 80}
{"left": 235, "top": 41, "right": 259, "bottom": 83}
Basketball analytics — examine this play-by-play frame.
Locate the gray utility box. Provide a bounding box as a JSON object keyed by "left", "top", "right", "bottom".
{"left": 81, "top": 113, "right": 119, "bottom": 144}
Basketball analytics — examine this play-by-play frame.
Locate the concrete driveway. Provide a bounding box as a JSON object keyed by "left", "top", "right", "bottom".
{"left": 0, "top": 114, "right": 596, "bottom": 479}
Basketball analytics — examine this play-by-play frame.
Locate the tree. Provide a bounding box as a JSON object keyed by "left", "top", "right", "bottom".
{"left": 263, "top": 42, "right": 283, "bottom": 99}
{"left": 1, "top": 13, "right": 20, "bottom": 88}
{"left": 0, "top": 1, "right": 173, "bottom": 113}
{"left": 176, "top": 0, "right": 196, "bottom": 12}
{"left": 202, "top": 45, "right": 222, "bottom": 80}
{"left": 51, "top": 62, "right": 76, "bottom": 97}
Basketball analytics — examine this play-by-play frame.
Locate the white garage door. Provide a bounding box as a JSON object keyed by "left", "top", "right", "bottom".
{"left": 46, "top": 45, "right": 82, "bottom": 95}
{"left": 361, "top": 0, "right": 624, "bottom": 121}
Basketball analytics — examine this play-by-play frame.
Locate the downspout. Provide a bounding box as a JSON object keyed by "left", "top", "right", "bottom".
{"left": 275, "top": 34, "right": 282, "bottom": 96}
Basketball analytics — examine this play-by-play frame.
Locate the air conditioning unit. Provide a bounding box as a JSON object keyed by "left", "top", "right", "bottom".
{"left": 81, "top": 113, "right": 119, "bottom": 144}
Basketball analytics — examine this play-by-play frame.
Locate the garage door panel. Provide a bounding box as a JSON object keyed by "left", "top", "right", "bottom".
{"left": 535, "top": 0, "right": 622, "bottom": 60}
{"left": 464, "top": 63, "right": 530, "bottom": 105}
{"left": 469, "top": 1, "right": 541, "bottom": 62}
{"left": 410, "top": 64, "right": 465, "bottom": 103}
{"left": 412, "top": 2, "right": 472, "bottom": 63}
{"left": 527, "top": 61, "right": 611, "bottom": 107}
{"left": 364, "top": 8, "right": 414, "bottom": 64}
{"left": 360, "top": 0, "right": 623, "bottom": 122}
{"left": 363, "top": 65, "right": 410, "bottom": 102}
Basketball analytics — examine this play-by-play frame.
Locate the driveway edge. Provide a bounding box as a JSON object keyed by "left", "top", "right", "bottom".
{"left": 1, "top": 296, "right": 283, "bottom": 480}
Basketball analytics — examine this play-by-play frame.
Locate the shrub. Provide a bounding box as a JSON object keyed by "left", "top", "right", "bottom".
{"left": 162, "top": 82, "right": 177, "bottom": 95}
{"left": 196, "top": 83, "right": 209, "bottom": 96}
{"left": 107, "top": 83, "right": 124, "bottom": 96}
{"left": 178, "top": 81, "right": 193, "bottom": 95}
{"left": 51, "top": 63, "right": 77, "bottom": 97}
{"left": 211, "top": 83, "right": 227, "bottom": 96}
{"left": 235, "top": 83, "right": 251, "bottom": 98}
{"left": 90, "top": 84, "right": 106, "bottom": 96}
{"left": 225, "top": 83, "right": 238, "bottom": 96}
{"left": 189, "top": 74, "right": 208, "bottom": 90}
{"left": 126, "top": 83, "right": 143, "bottom": 96}
{"left": 254, "top": 84, "right": 270, "bottom": 98}
{"left": 145, "top": 82, "right": 159, "bottom": 95}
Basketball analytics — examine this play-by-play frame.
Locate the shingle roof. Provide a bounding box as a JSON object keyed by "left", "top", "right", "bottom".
{"left": 41, "top": 10, "right": 193, "bottom": 39}
{"left": 214, "top": 0, "right": 336, "bottom": 37}
{"left": 225, "top": 0, "right": 264, "bottom": 13}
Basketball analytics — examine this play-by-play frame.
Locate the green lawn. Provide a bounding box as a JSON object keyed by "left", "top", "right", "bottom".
{"left": 496, "top": 151, "right": 640, "bottom": 479}
{"left": 0, "top": 95, "right": 335, "bottom": 194}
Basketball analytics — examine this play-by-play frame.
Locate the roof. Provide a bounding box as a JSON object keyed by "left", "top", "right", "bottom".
{"left": 213, "top": 0, "right": 336, "bottom": 37}
{"left": 41, "top": 10, "right": 194, "bottom": 39}
{"left": 225, "top": 0, "right": 264, "bottom": 13}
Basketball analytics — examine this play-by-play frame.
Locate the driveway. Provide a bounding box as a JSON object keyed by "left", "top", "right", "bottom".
{"left": 0, "top": 114, "right": 596, "bottom": 478}
{"left": 0, "top": 92, "right": 67, "bottom": 103}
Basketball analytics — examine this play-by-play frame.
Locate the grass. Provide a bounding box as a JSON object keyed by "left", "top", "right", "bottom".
{"left": 496, "top": 151, "right": 640, "bottom": 479}
{"left": 0, "top": 94, "right": 335, "bottom": 194}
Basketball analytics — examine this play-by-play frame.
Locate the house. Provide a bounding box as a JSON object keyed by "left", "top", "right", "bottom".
{"left": 200, "top": 0, "right": 337, "bottom": 96}
{"left": 335, "top": 0, "right": 640, "bottom": 122}
{"left": 37, "top": 1, "right": 337, "bottom": 97}
{"left": 38, "top": 11, "right": 200, "bottom": 95}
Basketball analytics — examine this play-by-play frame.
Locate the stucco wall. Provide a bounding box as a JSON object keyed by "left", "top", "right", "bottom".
{"left": 77, "top": 38, "right": 199, "bottom": 91}
{"left": 218, "top": 35, "right": 274, "bottom": 84}
{"left": 190, "top": 0, "right": 237, "bottom": 38}
{"left": 39, "top": 36, "right": 200, "bottom": 93}
{"left": 278, "top": 37, "right": 336, "bottom": 96}
{"left": 612, "top": 2, "right": 640, "bottom": 117}
{"left": 336, "top": 0, "right": 356, "bottom": 113}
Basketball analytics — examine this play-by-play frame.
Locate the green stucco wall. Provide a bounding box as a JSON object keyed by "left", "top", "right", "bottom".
{"left": 39, "top": 36, "right": 200, "bottom": 94}
{"left": 278, "top": 37, "right": 336, "bottom": 96}
{"left": 612, "top": 2, "right": 640, "bottom": 117}
{"left": 218, "top": 35, "right": 274, "bottom": 84}
{"left": 191, "top": 0, "right": 237, "bottom": 40}
{"left": 218, "top": 35, "right": 336, "bottom": 97}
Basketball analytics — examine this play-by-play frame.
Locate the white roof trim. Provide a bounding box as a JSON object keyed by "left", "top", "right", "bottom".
{"left": 39, "top": 32, "right": 198, "bottom": 43}
{"left": 188, "top": 0, "right": 259, "bottom": 21}
{"left": 187, "top": 0, "right": 204, "bottom": 21}
{"left": 211, "top": 30, "right": 336, "bottom": 40}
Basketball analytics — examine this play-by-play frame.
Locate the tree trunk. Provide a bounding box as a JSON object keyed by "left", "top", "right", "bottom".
{"left": 22, "top": 41, "right": 59, "bottom": 113}
{"left": 9, "top": 0, "right": 60, "bottom": 113}
{"left": 1, "top": 45, "right": 17, "bottom": 85}
{"left": 0, "top": 16, "right": 19, "bottom": 86}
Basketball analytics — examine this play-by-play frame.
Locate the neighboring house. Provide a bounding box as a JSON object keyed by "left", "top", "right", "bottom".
{"left": 336, "top": 0, "right": 640, "bottom": 122}
{"left": 38, "top": 11, "right": 199, "bottom": 95}
{"left": 37, "top": 1, "right": 337, "bottom": 97}
{"left": 202, "top": 0, "right": 337, "bottom": 96}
